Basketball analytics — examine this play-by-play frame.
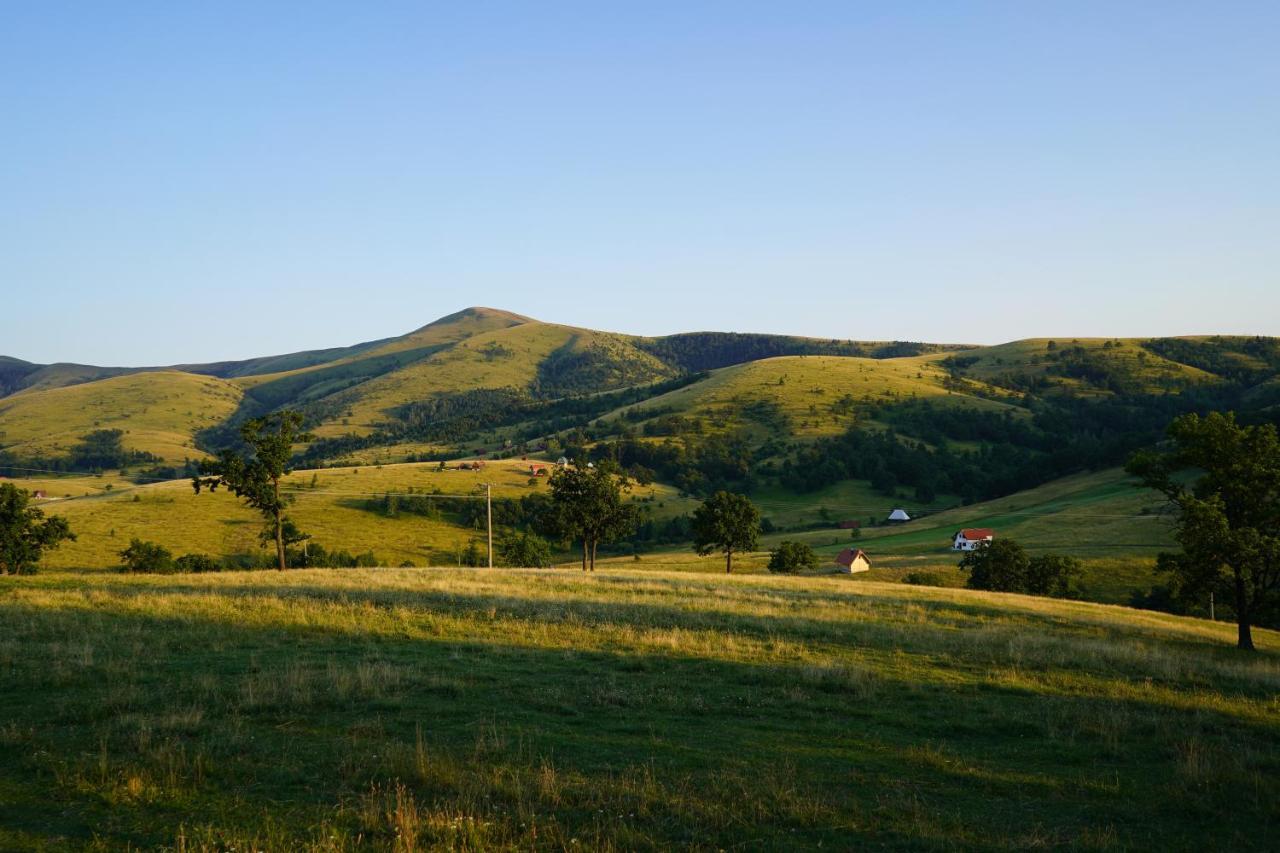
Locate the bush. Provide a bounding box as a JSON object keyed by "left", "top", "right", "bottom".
{"left": 498, "top": 530, "right": 554, "bottom": 568}
{"left": 175, "top": 553, "right": 220, "bottom": 573}
{"left": 118, "top": 538, "right": 174, "bottom": 573}
{"left": 959, "top": 539, "right": 1081, "bottom": 598}
{"left": 902, "top": 571, "right": 944, "bottom": 587}
{"left": 768, "top": 540, "right": 820, "bottom": 574}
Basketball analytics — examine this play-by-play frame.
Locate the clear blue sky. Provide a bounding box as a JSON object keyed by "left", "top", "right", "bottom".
{"left": 2, "top": 1, "right": 1277, "bottom": 366}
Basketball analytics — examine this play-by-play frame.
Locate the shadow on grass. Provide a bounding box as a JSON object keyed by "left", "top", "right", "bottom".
{"left": 2, "top": 579, "right": 1279, "bottom": 849}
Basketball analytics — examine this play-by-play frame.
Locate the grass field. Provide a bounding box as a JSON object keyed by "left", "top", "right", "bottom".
{"left": 954, "top": 338, "right": 1216, "bottom": 392}
{"left": 30, "top": 459, "right": 698, "bottom": 570}
{"left": 608, "top": 353, "right": 1018, "bottom": 442}
{"left": 1, "top": 567, "right": 1276, "bottom": 850}
{"left": 0, "top": 371, "right": 243, "bottom": 463}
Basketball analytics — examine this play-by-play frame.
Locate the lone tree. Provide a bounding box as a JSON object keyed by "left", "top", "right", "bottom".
{"left": 1128, "top": 411, "right": 1280, "bottom": 651}
{"left": 0, "top": 483, "right": 75, "bottom": 575}
{"left": 546, "top": 463, "right": 636, "bottom": 571}
{"left": 194, "top": 411, "right": 313, "bottom": 572}
{"left": 691, "top": 490, "right": 760, "bottom": 573}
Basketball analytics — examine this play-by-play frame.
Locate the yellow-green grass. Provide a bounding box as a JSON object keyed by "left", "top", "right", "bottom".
{"left": 591, "top": 548, "right": 1159, "bottom": 606}
{"left": 34, "top": 459, "right": 698, "bottom": 570}
{"left": 957, "top": 338, "right": 1217, "bottom": 391}
{"left": 300, "top": 322, "right": 672, "bottom": 439}
{"left": 1, "top": 567, "right": 1276, "bottom": 850}
{"left": 233, "top": 307, "right": 532, "bottom": 391}
{"left": 749, "top": 477, "right": 955, "bottom": 530}
{"left": 0, "top": 371, "right": 242, "bottom": 463}
{"left": 756, "top": 468, "right": 1169, "bottom": 556}
{"left": 608, "top": 354, "right": 1019, "bottom": 442}
{"left": 848, "top": 468, "right": 1173, "bottom": 556}
{"left": 0, "top": 472, "right": 136, "bottom": 500}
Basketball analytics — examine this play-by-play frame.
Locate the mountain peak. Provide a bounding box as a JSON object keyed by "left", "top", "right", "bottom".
{"left": 426, "top": 307, "right": 536, "bottom": 328}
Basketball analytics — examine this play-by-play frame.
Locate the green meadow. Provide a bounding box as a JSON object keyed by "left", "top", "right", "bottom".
{"left": 1, "top": 567, "right": 1276, "bottom": 850}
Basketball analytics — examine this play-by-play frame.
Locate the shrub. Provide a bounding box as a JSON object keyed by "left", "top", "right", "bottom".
{"left": 903, "top": 571, "right": 944, "bottom": 586}
{"left": 118, "top": 538, "right": 174, "bottom": 573}
{"left": 768, "top": 540, "right": 819, "bottom": 574}
{"left": 497, "top": 530, "right": 554, "bottom": 568}
{"left": 959, "top": 539, "right": 1081, "bottom": 598}
{"left": 175, "top": 553, "right": 220, "bottom": 573}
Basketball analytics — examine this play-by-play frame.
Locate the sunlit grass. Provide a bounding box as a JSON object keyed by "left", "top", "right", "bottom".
{"left": 0, "top": 371, "right": 242, "bottom": 462}
{"left": 1, "top": 567, "right": 1275, "bottom": 850}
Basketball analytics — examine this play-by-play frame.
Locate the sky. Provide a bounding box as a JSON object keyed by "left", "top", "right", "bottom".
{"left": 2, "top": 1, "right": 1278, "bottom": 366}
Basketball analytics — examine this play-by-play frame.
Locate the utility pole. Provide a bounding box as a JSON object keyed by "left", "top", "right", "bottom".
{"left": 486, "top": 482, "right": 493, "bottom": 569}
{"left": 1210, "top": 591, "right": 1215, "bottom": 621}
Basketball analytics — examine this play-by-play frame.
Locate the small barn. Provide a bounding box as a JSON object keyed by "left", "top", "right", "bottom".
{"left": 952, "top": 528, "right": 995, "bottom": 551}
{"left": 32, "top": 490, "right": 48, "bottom": 499}
{"left": 887, "top": 508, "right": 911, "bottom": 523}
{"left": 837, "top": 519, "right": 861, "bottom": 530}
{"left": 834, "top": 548, "right": 872, "bottom": 574}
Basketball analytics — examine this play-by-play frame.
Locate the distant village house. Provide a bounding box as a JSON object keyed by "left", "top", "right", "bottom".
{"left": 834, "top": 548, "right": 872, "bottom": 574}
{"left": 887, "top": 508, "right": 911, "bottom": 523}
{"left": 952, "top": 528, "right": 995, "bottom": 551}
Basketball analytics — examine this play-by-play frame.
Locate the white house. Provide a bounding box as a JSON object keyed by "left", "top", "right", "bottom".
{"left": 952, "top": 528, "right": 995, "bottom": 551}
{"left": 887, "top": 508, "right": 911, "bottom": 523}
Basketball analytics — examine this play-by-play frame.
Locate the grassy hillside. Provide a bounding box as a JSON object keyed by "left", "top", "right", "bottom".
{"left": 1, "top": 568, "right": 1276, "bottom": 849}
{"left": 298, "top": 322, "right": 676, "bottom": 439}
{"left": 607, "top": 353, "right": 1018, "bottom": 442}
{"left": 0, "top": 371, "right": 242, "bottom": 463}
{"left": 739, "top": 468, "right": 1171, "bottom": 603}
{"left": 949, "top": 337, "right": 1222, "bottom": 395}
{"left": 19, "top": 461, "right": 1172, "bottom": 607}
{"left": 35, "top": 458, "right": 697, "bottom": 570}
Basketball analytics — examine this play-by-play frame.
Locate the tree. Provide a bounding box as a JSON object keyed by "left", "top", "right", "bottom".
{"left": 0, "top": 483, "right": 75, "bottom": 575}
{"left": 1025, "top": 553, "right": 1082, "bottom": 598}
{"left": 959, "top": 539, "right": 1030, "bottom": 593}
{"left": 1128, "top": 411, "right": 1280, "bottom": 650}
{"left": 691, "top": 491, "right": 760, "bottom": 573}
{"left": 497, "top": 530, "right": 554, "bottom": 568}
{"left": 118, "top": 538, "right": 174, "bottom": 573}
{"left": 768, "top": 540, "right": 819, "bottom": 574}
{"left": 546, "top": 464, "right": 636, "bottom": 571}
{"left": 960, "top": 538, "right": 1081, "bottom": 598}
{"left": 194, "top": 411, "right": 314, "bottom": 571}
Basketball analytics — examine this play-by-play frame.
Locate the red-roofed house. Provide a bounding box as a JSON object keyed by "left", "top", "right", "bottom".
{"left": 833, "top": 548, "right": 872, "bottom": 574}
{"left": 952, "top": 528, "right": 995, "bottom": 551}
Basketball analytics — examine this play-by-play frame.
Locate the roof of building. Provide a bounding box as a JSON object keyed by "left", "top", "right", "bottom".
{"left": 887, "top": 508, "right": 911, "bottom": 520}
{"left": 835, "top": 548, "right": 872, "bottom": 566}
{"left": 956, "top": 528, "right": 995, "bottom": 540}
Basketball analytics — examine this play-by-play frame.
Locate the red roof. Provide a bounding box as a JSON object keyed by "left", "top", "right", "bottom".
{"left": 957, "top": 528, "right": 995, "bottom": 541}
{"left": 835, "top": 548, "right": 872, "bottom": 567}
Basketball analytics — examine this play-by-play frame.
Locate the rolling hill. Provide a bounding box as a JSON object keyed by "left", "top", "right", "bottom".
{"left": 3, "top": 312, "right": 1279, "bottom": 597}
{"left": 0, "top": 371, "right": 242, "bottom": 463}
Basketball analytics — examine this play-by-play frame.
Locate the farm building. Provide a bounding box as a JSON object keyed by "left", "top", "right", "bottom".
{"left": 887, "top": 508, "right": 910, "bottom": 522}
{"left": 952, "top": 528, "right": 995, "bottom": 551}
{"left": 837, "top": 519, "right": 861, "bottom": 530}
{"left": 530, "top": 465, "right": 548, "bottom": 477}
{"left": 833, "top": 548, "right": 872, "bottom": 574}
{"left": 32, "top": 490, "right": 48, "bottom": 499}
